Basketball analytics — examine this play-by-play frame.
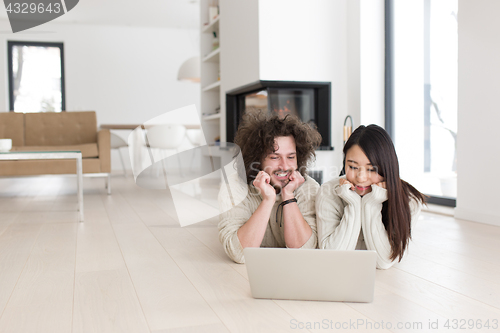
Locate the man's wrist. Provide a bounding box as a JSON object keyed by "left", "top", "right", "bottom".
{"left": 262, "top": 195, "right": 276, "bottom": 203}
{"left": 280, "top": 198, "right": 297, "bottom": 207}
{"left": 281, "top": 191, "right": 295, "bottom": 201}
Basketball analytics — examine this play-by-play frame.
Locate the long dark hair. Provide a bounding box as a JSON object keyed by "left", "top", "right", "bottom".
{"left": 342, "top": 125, "right": 426, "bottom": 262}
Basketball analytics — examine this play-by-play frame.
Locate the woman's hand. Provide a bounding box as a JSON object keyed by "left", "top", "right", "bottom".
{"left": 374, "top": 182, "right": 386, "bottom": 189}
{"left": 339, "top": 178, "right": 355, "bottom": 191}
{"left": 253, "top": 171, "right": 276, "bottom": 202}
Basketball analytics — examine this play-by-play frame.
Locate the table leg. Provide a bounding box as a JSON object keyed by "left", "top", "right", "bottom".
{"left": 107, "top": 173, "right": 111, "bottom": 195}
{"left": 76, "top": 154, "right": 84, "bottom": 222}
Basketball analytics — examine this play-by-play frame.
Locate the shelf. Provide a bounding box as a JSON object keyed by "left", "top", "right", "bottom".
{"left": 202, "top": 16, "right": 220, "bottom": 33}
{"left": 202, "top": 81, "right": 221, "bottom": 92}
{"left": 201, "top": 1, "right": 222, "bottom": 144}
{"left": 202, "top": 113, "right": 221, "bottom": 121}
{"left": 202, "top": 48, "right": 220, "bottom": 62}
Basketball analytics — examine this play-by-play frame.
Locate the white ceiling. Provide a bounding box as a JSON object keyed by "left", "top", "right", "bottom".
{"left": 0, "top": 0, "right": 200, "bottom": 30}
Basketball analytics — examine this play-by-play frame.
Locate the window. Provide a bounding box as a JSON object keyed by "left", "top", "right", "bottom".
{"left": 385, "top": 0, "right": 458, "bottom": 206}
{"left": 8, "top": 41, "right": 66, "bottom": 113}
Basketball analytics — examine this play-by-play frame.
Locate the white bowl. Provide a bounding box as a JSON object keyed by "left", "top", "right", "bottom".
{"left": 0, "top": 138, "right": 13, "bottom": 152}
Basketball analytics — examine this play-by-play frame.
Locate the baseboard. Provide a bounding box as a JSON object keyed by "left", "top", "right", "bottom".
{"left": 422, "top": 204, "right": 454, "bottom": 217}
{"left": 454, "top": 207, "right": 500, "bottom": 227}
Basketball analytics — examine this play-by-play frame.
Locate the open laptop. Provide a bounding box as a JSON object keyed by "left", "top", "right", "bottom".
{"left": 243, "top": 248, "right": 377, "bottom": 302}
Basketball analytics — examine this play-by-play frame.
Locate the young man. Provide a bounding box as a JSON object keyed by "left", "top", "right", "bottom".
{"left": 218, "top": 110, "right": 322, "bottom": 263}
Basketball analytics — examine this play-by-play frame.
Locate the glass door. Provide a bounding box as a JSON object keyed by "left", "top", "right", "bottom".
{"left": 387, "top": 0, "right": 458, "bottom": 205}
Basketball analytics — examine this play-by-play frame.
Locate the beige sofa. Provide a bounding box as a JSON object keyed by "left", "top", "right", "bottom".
{"left": 0, "top": 111, "right": 110, "bottom": 176}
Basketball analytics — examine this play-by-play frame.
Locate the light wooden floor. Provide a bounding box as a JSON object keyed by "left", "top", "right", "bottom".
{"left": 0, "top": 175, "right": 499, "bottom": 333}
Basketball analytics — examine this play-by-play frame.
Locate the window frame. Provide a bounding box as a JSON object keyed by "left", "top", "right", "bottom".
{"left": 384, "top": 0, "right": 456, "bottom": 207}
{"left": 7, "top": 40, "right": 66, "bottom": 112}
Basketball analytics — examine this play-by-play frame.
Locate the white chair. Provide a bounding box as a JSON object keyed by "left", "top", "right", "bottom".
{"left": 110, "top": 132, "right": 128, "bottom": 176}
{"left": 146, "top": 124, "right": 187, "bottom": 176}
{"left": 186, "top": 129, "right": 204, "bottom": 171}
{"left": 186, "top": 129, "right": 203, "bottom": 147}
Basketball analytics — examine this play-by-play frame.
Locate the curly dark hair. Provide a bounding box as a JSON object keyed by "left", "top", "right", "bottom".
{"left": 234, "top": 108, "right": 322, "bottom": 183}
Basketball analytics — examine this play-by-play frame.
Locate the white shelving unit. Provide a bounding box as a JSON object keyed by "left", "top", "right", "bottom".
{"left": 202, "top": 48, "right": 220, "bottom": 63}
{"left": 201, "top": 15, "right": 219, "bottom": 33}
{"left": 200, "top": 0, "right": 222, "bottom": 144}
{"left": 202, "top": 113, "right": 222, "bottom": 121}
{"left": 201, "top": 80, "right": 221, "bottom": 92}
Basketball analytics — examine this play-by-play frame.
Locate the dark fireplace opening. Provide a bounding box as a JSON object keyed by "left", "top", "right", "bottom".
{"left": 226, "top": 80, "right": 332, "bottom": 150}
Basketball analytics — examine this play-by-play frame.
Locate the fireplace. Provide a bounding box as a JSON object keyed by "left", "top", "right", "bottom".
{"left": 226, "top": 80, "right": 332, "bottom": 150}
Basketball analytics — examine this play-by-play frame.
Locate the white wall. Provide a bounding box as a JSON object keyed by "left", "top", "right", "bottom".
{"left": 346, "top": 0, "right": 361, "bottom": 131}
{"left": 359, "top": 0, "right": 385, "bottom": 127}
{"left": 219, "top": 0, "right": 260, "bottom": 143}
{"left": 220, "top": 0, "right": 260, "bottom": 93}
{"left": 345, "top": 0, "right": 385, "bottom": 132}
{"left": 255, "top": 0, "right": 348, "bottom": 181}
{"left": 455, "top": 0, "right": 500, "bottom": 226}
{"left": 215, "top": 0, "right": 384, "bottom": 183}
{"left": 0, "top": 19, "right": 200, "bottom": 171}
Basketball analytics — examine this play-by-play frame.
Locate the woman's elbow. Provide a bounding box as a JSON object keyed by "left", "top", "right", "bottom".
{"left": 376, "top": 258, "right": 396, "bottom": 270}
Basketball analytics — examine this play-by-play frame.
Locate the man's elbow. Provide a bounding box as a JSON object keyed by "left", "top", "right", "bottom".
{"left": 226, "top": 250, "right": 245, "bottom": 264}
{"left": 298, "top": 231, "right": 318, "bottom": 249}
{"left": 220, "top": 233, "right": 246, "bottom": 264}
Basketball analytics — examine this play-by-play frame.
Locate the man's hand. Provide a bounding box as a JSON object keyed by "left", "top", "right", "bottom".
{"left": 281, "top": 170, "right": 305, "bottom": 200}
{"left": 253, "top": 171, "right": 276, "bottom": 202}
{"left": 339, "top": 178, "right": 355, "bottom": 191}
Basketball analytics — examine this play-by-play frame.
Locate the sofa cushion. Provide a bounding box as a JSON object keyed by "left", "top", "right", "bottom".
{"left": 11, "top": 143, "right": 99, "bottom": 158}
{"left": 0, "top": 112, "right": 24, "bottom": 146}
{"left": 25, "top": 111, "right": 98, "bottom": 146}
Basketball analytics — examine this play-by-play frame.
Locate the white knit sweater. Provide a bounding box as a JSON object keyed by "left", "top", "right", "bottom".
{"left": 316, "top": 176, "right": 422, "bottom": 269}
{"left": 218, "top": 174, "right": 320, "bottom": 264}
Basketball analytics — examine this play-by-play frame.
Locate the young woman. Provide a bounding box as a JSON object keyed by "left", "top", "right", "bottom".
{"left": 316, "top": 124, "right": 426, "bottom": 269}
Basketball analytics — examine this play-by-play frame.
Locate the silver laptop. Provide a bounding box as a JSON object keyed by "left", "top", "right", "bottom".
{"left": 243, "top": 248, "right": 377, "bottom": 303}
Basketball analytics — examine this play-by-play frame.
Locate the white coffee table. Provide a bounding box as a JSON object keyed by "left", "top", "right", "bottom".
{"left": 0, "top": 151, "right": 84, "bottom": 222}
